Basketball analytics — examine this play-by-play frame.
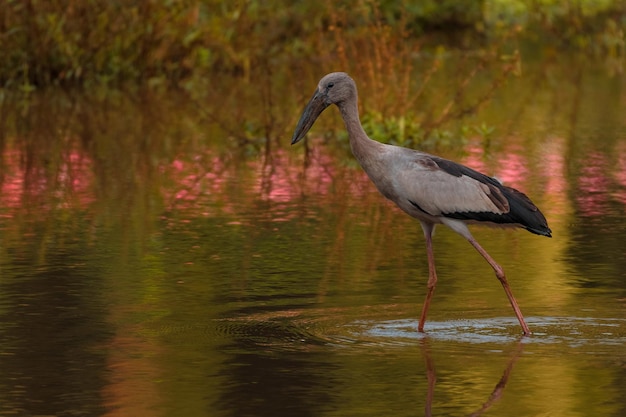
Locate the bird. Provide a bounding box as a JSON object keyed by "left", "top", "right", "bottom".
{"left": 290, "top": 72, "right": 552, "bottom": 336}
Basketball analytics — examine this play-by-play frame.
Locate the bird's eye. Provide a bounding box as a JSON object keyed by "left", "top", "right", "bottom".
{"left": 327, "top": 82, "right": 334, "bottom": 89}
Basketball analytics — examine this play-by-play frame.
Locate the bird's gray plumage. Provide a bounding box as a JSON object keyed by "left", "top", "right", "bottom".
{"left": 291, "top": 72, "right": 552, "bottom": 335}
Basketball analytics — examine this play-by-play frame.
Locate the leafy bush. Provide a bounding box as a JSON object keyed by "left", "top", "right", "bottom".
{"left": 0, "top": 0, "right": 623, "bottom": 88}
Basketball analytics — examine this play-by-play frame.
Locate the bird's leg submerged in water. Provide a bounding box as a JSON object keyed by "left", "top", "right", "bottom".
{"left": 418, "top": 220, "right": 532, "bottom": 336}
{"left": 418, "top": 222, "right": 437, "bottom": 332}
{"left": 466, "top": 237, "right": 532, "bottom": 336}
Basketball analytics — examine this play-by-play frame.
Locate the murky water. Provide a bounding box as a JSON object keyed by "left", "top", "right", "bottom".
{"left": 1, "top": 57, "right": 625, "bottom": 417}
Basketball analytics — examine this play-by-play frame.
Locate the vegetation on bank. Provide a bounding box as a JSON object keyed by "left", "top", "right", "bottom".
{"left": 1, "top": 0, "right": 624, "bottom": 89}
{"left": 1, "top": 1, "right": 624, "bottom": 149}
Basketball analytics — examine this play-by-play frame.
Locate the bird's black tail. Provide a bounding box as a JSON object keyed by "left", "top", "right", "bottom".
{"left": 505, "top": 187, "right": 552, "bottom": 237}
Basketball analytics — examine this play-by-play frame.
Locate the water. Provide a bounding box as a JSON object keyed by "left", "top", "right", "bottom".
{"left": 0, "top": 58, "right": 625, "bottom": 417}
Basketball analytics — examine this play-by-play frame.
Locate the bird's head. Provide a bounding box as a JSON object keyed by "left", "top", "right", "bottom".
{"left": 291, "top": 72, "right": 356, "bottom": 145}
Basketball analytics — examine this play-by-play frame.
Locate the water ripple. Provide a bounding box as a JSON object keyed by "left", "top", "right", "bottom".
{"left": 144, "top": 314, "right": 626, "bottom": 356}
{"left": 359, "top": 316, "right": 626, "bottom": 350}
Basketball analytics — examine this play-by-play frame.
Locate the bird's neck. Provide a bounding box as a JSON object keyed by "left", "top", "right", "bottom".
{"left": 338, "top": 100, "right": 383, "bottom": 162}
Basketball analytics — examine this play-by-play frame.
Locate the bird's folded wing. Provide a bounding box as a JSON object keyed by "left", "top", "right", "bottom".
{"left": 396, "top": 157, "right": 510, "bottom": 217}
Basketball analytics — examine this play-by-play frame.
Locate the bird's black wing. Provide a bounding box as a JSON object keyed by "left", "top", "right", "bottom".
{"left": 431, "top": 156, "right": 552, "bottom": 237}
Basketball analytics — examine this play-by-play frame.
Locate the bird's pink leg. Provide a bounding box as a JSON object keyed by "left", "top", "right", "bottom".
{"left": 419, "top": 223, "right": 437, "bottom": 332}
{"left": 466, "top": 237, "right": 532, "bottom": 336}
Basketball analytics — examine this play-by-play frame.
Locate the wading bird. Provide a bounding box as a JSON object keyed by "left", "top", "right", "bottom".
{"left": 291, "top": 72, "right": 551, "bottom": 335}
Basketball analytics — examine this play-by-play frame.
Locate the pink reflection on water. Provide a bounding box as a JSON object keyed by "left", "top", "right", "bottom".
{"left": 576, "top": 150, "right": 611, "bottom": 217}
{"left": 164, "top": 143, "right": 376, "bottom": 222}
{"left": 461, "top": 140, "right": 530, "bottom": 189}
{"left": 461, "top": 141, "right": 489, "bottom": 175}
{"left": 540, "top": 138, "right": 568, "bottom": 197}
{"left": 168, "top": 155, "right": 230, "bottom": 202}
{"left": 613, "top": 141, "right": 626, "bottom": 206}
{"left": 537, "top": 137, "right": 569, "bottom": 220}
{"left": 57, "top": 151, "right": 95, "bottom": 207}
{"left": 462, "top": 137, "right": 569, "bottom": 220}
{"left": 0, "top": 147, "right": 94, "bottom": 212}
{"left": 0, "top": 150, "right": 25, "bottom": 208}
{"left": 254, "top": 146, "right": 373, "bottom": 202}
{"left": 4, "top": 132, "right": 602, "bottom": 226}
{"left": 253, "top": 147, "right": 330, "bottom": 204}
{"left": 496, "top": 144, "right": 529, "bottom": 188}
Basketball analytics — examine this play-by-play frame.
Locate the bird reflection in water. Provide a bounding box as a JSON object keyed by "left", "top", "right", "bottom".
{"left": 420, "top": 338, "right": 523, "bottom": 417}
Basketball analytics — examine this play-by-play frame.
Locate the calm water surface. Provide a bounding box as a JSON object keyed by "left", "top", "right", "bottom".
{"left": 0, "top": 59, "right": 625, "bottom": 417}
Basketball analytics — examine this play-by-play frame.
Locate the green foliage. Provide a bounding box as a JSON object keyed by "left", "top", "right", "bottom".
{"left": 361, "top": 111, "right": 425, "bottom": 147}
{"left": 0, "top": 0, "right": 215, "bottom": 88}
{"left": 0, "top": 0, "right": 624, "bottom": 89}
{"left": 486, "top": 0, "right": 626, "bottom": 61}
{"left": 1, "top": 0, "right": 624, "bottom": 156}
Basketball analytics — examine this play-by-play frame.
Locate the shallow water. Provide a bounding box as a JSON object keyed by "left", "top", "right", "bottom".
{"left": 1, "top": 57, "right": 625, "bottom": 416}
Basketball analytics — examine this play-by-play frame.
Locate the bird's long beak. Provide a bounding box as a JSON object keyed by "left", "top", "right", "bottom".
{"left": 291, "top": 90, "right": 329, "bottom": 145}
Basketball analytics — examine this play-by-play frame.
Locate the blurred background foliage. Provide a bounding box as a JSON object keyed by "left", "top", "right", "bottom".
{"left": 0, "top": 0, "right": 624, "bottom": 149}
{"left": 0, "top": 0, "right": 623, "bottom": 89}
